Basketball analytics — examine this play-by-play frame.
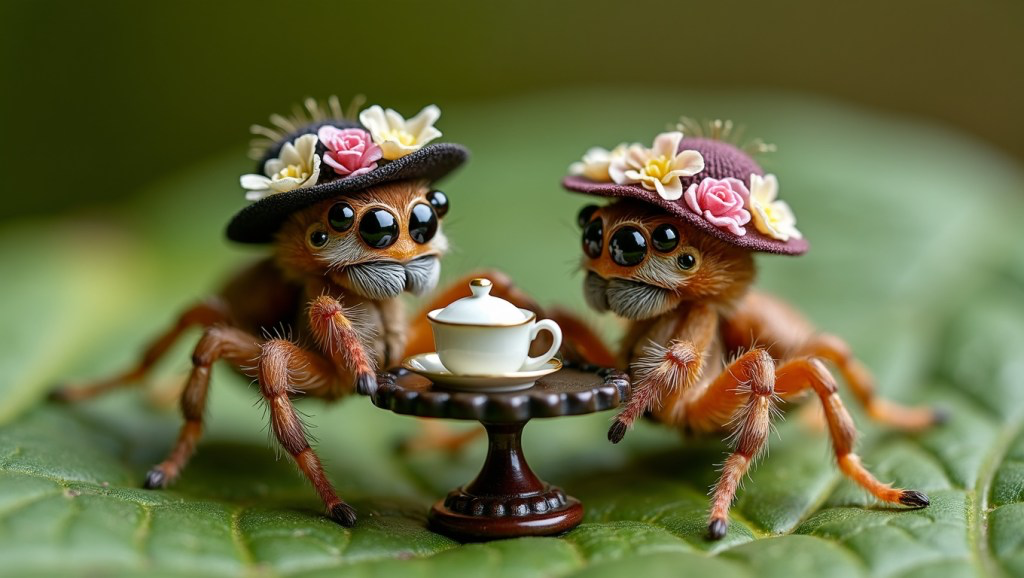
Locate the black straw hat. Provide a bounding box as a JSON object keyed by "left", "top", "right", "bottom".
{"left": 227, "top": 105, "right": 468, "bottom": 244}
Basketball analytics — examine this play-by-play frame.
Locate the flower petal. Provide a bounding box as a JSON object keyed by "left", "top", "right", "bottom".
{"left": 671, "top": 149, "right": 705, "bottom": 176}
{"left": 684, "top": 183, "right": 701, "bottom": 214}
{"left": 749, "top": 173, "right": 779, "bottom": 204}
{"left": 263, "top": 158, "right": 284, "bottom": 177}
{"left": 380, "top": 140, "right": 409, "bottom": 160}
{"left": 416, "top": 125, "right": 442, "bottom": 146}
{"left": 277, "top": 141, "right": 301, "bottom": 165}
{"left": 358, "top": 106, "right": 388, "bottom": 134}
{"left": 659, "top": 177, "right": 683, "bottom": 200}
{"left": 609, "top": 159, "right": 630, "bottom": 184}
{"left": 652, "top": 131, "right": 683, "bottom": 158}
{"left": 240, "top": 174, "right": 271, "bottom": 191}
{"left": 406, "top": 104, "right": 441, "bottom": 135}
{"left": 268, "top": 177, "right": 301, "bottom": 193}
{"left": 293, "top": 134, "right": 318, "bottom": 162}
{"left": 383, "top": 108, "right": 406, "bottom": 131}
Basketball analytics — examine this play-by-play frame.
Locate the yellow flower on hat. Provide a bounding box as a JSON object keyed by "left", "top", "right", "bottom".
{"left": 749, "top": 173, "right": 802, "bottom": 241}
{"left": 570, "top": 144, "right": 628, "bottom": 182}
{"left": 610, "top": 131, "right": 705, "bottom": 200}
{"left": 359, "top": 104, "right": 442, "bottom": 161}
{"left": 240, "top": 134, "right": 321, "bottom": 201}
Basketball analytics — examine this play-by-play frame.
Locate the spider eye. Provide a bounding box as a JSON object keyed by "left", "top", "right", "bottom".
{"left": 427, "top": 190, "right": 449, "bottom": 218}
{"left": 610, "top": 227, "right": 647, "bottom": 267}
{"left": 309, "top": 230, "right": 329, "bottom": 248}
{"left": 359, "top": 208, "right": 399, "bottom": 248}
{"left": 328, "top": 202, "right": 355, "bottom": 232}
{"left": 582, "top": 217, "right": 603, "bottom": 259}
{"left": 677, "top": 251, "right": 698, "bottom": 271}
{"left": 409, "top": 203, "right": 438, "bottom": 244}
{"left": 651, "top": 224, "right": 679, "bottom": 253}
{"left": 577, "top": 205, "right": 599, "bottom": 228}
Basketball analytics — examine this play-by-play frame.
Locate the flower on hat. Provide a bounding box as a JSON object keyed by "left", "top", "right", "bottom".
{"left": 240, "top": 134, "right": 321, "bottom": 201}
{"left": 318, "top": 126, "right": 382, "bottom": 178}
{"left": 749, "top": 173, "right": 801, "bottom": 241}
{"left": 684, "top": 177, "right": 751, "bottom": 236}
{"left": 359, "top": 104, "right": 442, "bottom": 161}
{"left": 570, "top": 144, "right": 628, "bottom": 182}
{"left": 609, "top": 131, "right": 705, "bottom": 200}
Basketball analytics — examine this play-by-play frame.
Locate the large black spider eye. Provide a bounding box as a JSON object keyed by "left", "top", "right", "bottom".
{"left": 309, "top": 230, "right": 329, "bottom": 248}
{"left": 651, "top": 224, "right": 679, "bottom": 253}
{"left": 359, "top": 208, "right": 399, "bottom": 248}
{"left": 427, "top": 190, "right": 449, "bottom": 218}
{"left": 328, "top": 202, "right": 355, "bottom": 232}
{"left": 577, "top": 205, "right": 599, "bottom": 228}
{"left": 678, "top": 251, "right": 698, "bottom": 271}
{"left": 610, "top": 227, "right": 647, "bottom": 267}
{"left": 409, "top": 203, "right": 438, "bottom": 244}
{"left": 582, "top": 217, "right": 603, "bottom": 259}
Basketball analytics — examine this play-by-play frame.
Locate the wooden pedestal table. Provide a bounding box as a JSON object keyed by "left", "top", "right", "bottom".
{"left": 371, "top": 366, "right": 630, "bottom": 541}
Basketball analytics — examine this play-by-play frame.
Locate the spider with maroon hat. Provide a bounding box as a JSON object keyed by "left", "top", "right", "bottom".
{"left": 559, "top": 118, "right": 946, "bottom": 540}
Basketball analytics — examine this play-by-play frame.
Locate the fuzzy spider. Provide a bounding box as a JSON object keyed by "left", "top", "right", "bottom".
{"left": 558, "top": 130, "right": 945, "bottom": 540}
{"left": 49, "top": 103, "right": 531, "bottom": 527}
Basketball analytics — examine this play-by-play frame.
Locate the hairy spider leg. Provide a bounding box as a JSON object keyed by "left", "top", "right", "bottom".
{"left": 143, "top": 325, "right": 261, "bottom": 489}
{"left": 50, "top": 299, "right": 230, "bottom": 402}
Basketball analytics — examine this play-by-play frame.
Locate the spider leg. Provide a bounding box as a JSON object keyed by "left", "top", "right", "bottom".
{"left": 723, "top": 291, "right": 944, "bottom": 430}
{"left": 398, "top": 420, "right": 485, "bottom": 454}
{"left": 796, "top": 334, "right": 944, "bottom": 430}
{"left": 545, "top": 307, "right": 617, "bottom": 368}
{"left": 609, "top": 340, "right": 702, "bottom": 442}
{"left": 143, "top": 325, "right": 261, "bottom": 489}
{"left": 258, "top": 337, "right": 358, "bottom": 526}
{"left": 775, "top": 357, "right": 930, "bottom": 507}
{"left": 610, "top": 304, "right": 719, "bottom": 442}
{"left": 307, "top": 295, "right": 377, "bottom": 397}
{"left": 683, "top": 349, "right": 778, "bottom": 540}
{"left": 51, "top": 299, "right": 229, "bottom": 402}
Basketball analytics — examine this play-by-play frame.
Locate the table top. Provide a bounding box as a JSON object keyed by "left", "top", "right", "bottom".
{"left": 371, "top": 366, "right": 630, "bottom": 422}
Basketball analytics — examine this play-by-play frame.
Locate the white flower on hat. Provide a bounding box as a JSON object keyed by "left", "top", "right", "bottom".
{"left": 359, "top": 104, "right": 442, "bottom": 161}
{"left": 240, "top": 134, "right": 321, "bottom": 201}
{"left": 749, "top": 173, "right": 802, "bottom": 241}
{"left": 610, "top": 131, "right": 705, "bottom": 200}
{"left": 570, "top": 144, "right": 628, "bottom": 182}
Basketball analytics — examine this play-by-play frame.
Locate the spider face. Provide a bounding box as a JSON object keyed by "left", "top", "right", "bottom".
{"left": 577, "top": 200, "right": 754, "bottom": 320}
{"left": 276, "top": 180, "right": 450, "bottom": 300}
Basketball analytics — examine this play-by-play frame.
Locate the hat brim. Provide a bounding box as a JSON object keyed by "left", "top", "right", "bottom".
{"left": 562, "top": 176, "right": 808, "bottom": 256}
{"left": 227, "top": 143, "right": 469, "bottom": 243}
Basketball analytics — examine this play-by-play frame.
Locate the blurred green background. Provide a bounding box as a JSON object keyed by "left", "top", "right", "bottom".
{"left": 1, "top": 0, "right": 1022, "bottom": 221}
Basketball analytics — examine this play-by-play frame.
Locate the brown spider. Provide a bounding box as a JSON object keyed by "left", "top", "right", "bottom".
{"left": 559, "top": 131, "right": 945, "bottom": 540}
{"left": 48, "top": 103, "right": 529, "bottom": 527}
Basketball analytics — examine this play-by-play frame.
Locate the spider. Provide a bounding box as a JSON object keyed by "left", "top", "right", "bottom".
{"left": 48, "top": 100, "right": 525, "bottom": 527}
{"left": 558, "top": 126, "right": 945, "bottom": 540}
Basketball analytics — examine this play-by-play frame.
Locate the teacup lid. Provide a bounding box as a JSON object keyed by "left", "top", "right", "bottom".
{"left": 431, "top": 278, "right": 528, "bottom": 325}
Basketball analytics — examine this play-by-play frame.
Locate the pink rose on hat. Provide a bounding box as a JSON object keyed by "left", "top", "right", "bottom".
{"left": 317, "top": 126, "right": 383, "bottom": 178}
{"left": 684, "top": 177, "right": 752, "bottom": 236}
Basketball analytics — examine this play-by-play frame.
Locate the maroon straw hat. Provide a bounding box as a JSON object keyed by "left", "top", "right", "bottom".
{"left": 563, "top": 137, "right": 808, "bottom": 256}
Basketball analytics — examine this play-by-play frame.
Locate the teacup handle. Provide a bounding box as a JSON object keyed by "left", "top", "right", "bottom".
{"left": 522, "top": 319, "right": 563, "bottom": 371}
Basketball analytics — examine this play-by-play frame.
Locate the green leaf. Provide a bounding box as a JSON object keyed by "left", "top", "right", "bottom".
{"left": 1, "top": 90, "right": 1023, "bottom": 577}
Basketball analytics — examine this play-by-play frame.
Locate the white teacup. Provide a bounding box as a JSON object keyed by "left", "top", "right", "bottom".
{"left": 427, "top": 279, "right": 562, "bottom": 376}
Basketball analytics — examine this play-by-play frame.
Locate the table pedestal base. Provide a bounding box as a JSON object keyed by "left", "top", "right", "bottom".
{"left": 427, "top": 421, "right": 584, "bottom": 541}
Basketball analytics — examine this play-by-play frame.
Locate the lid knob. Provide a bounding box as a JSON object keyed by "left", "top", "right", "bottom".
{"left": 469, "top": 278, "right": 493, "bottom": 297}
{"left": 430, "top": 277, "right": 527, "bottom": 325}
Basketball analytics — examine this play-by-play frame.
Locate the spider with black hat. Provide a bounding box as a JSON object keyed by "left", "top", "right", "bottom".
{"left": 52, "top": 97, "right": 473, "bottom": 526}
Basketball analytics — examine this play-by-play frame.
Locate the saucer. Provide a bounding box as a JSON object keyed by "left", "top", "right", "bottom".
{"left": 401, "top": 353, "right": 562, "bottom": 392}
